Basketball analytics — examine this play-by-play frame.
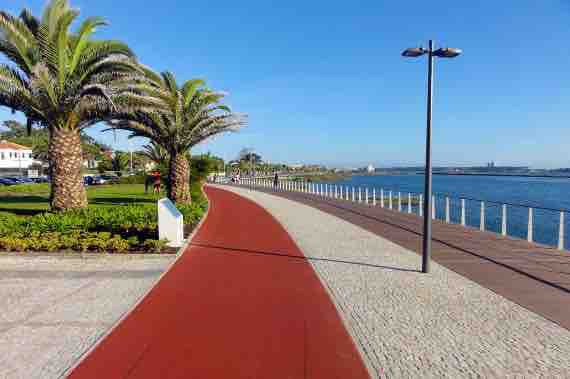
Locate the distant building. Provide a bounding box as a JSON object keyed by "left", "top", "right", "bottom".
{"left": 0, "top": 140, "right": 35, "bottom": 171}
{"left": 367, "top": 164, "right": 375, "bottom": 173}
{"left": 83, "top": 159, "right": 100, "bottom": 169}
{"left": 144, "top": 161, "right": 157, "bottom": 172}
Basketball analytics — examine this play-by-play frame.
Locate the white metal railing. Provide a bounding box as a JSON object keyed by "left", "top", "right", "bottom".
{"left": 228, "top": 178, "right": 568, "bottom": 251}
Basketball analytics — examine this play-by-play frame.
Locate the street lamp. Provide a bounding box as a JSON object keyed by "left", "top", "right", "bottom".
{"left": 402, "top": 40, "right": 461, "bottom": 274}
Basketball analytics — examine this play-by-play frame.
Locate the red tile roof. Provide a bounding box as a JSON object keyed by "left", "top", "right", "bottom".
{"left": 0, "top": 140, "right": 31, "bottom": 150}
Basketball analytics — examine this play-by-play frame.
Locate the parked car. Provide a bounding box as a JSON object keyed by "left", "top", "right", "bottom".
{"left": 83, "top": 176, "right": 95, "bottom": 186}
{"left": 93, "top": 175, "right": 119, "bottom": 185}
{"left": 0, "top": 178, "right": 17, "bottom": 186}
{"left": 32, "top": 176, "right": 49, "bottom": 183}
{"left": 5, "top": 177, "right": 26, "bottom": 184}
{"left": 19, "top": 177, "right": 35, "bottom": 184}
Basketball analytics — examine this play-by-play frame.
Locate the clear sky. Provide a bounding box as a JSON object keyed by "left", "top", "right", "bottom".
{"left": 2, "top": 0, "right": 570, "bottom": 168}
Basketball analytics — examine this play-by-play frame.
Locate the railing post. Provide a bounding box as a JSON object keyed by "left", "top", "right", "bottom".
{"left": 335, "top": 185, "right": 338, "bottom": 199}
{"left": 460, "top": 199, "right": 466, "bottom": 226}
{"left": 398, "top": 192, "right": 402, "bottom": 212}
{"left": 373, "top": 188, "right": 377, "bottom": 206}
{"left": 408, "top": 193, "right": 412, "bottom": 213}
{"left": 419, "top": 194, "right": 423, "bottom": 217}
{"left": 559, "top": 211, "right": 565, "bottom": 250}
{"left": 445, "top": 197, "right": 450, "bottom": 223}
{"left": 352, "top": 187, "right": 355, "bottom": 202}
{"left": 365, "top": 188, "right": 369, "bottom": 205}
{"left": 501, "top": 204, "right": 507, "bottom": 236}
{"left": 380, "top": 189, "right": 384, "bottom": 208}
{"left": 480, "top": 201, "right": 485, "bottom": 231}
{"left": 527, "top": 207, "right": 533, "bottom": 243}
{"left": 432, "top": 196, "right": 436, "bottom": 220}
{"left": 325, "top": 184, "right": 328, "bottom": 197}
{"left": 358, "top": 187, "right": 362, "bottom": 203}
{"left": 389, "top": 191, "right": 393, "bottom": 209}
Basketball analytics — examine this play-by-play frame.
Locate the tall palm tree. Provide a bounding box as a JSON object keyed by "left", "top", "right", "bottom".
{"left": 108, "top": 71, "right": 246, "bottom": 204}
{"left": 0, "top": 0, "right": 141, "bottom": 211}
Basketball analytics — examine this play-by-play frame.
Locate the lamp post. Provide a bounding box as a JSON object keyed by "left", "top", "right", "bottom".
{"left": 402, "top": 40, "right": 461, "bottom": 273}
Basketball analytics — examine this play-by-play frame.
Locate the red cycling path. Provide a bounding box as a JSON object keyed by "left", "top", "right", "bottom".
{"left": 69, "top": 186, "right": 370, "bottom": 378}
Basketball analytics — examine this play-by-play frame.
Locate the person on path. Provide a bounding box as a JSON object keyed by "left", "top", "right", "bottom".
{"left": 273, "top": 172, "right": 279, "bottom": 188}
{"left": 144, "top": 174, "right": 153, "bottom": 194}
{"left": 152, "top": 172, "right": 161, "bottom": 194}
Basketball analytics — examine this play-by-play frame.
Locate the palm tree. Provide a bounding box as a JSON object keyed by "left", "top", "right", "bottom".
{"left": 140, "top": 140, "right": 169, "bottom": 167}
{"left": 111, "top": 151, "right": 129, "bottom": 173}
{"left": 0, "top": 0, "right": 141, "bottom": 211}
{"left": 108, "top": 71, "right": 246, "bottom": 204}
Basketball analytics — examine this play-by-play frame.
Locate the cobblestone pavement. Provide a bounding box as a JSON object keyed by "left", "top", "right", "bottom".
{"left": 0, "top": 254, "right": 174, "bottom": 379}
{"left": 221, "top": 185, "right": 570, "bottom": 378}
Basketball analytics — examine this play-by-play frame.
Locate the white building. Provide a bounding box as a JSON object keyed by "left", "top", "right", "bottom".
{"left": 367, "top": 164, "right": 375, "bottom": 173}
{"left": 0, "top": 140, "right": 35, "bottom": 170}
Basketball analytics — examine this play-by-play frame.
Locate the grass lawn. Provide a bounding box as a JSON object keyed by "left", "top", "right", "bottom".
{"left": 0, "top": 184, "right": 166, "bottom": 216}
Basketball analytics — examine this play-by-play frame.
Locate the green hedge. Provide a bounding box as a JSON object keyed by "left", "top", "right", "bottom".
{"left": 0, "top": 200, "right": 206, "bottom": 253}
{"left": 0, "top": 231, "right": 168, "bottom": 253}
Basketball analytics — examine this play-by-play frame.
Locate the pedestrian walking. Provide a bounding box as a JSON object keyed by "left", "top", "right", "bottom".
{"left": 152, "top": 172, "right": 161, "bottom": 194}
{"left": 273, "top": 172, "right": 279, "bottom": 188}
{"left": 144, "top": 174, "right": 153, "bottom": 194}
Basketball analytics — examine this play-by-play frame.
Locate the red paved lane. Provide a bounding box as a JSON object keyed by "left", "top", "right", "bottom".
{"left": 69, "top": 186, "right": 370, "bottom": 379}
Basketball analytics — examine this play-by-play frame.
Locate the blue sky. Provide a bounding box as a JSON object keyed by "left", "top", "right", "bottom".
{"left": 2, "top": 0, "right": 570, "bottom": 168}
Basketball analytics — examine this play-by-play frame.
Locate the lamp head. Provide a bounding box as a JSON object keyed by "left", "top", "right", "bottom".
{"left": 433, "top": 47, "right": 462, "bottom": 58}
{"left": 402, "top": 47, "right": 427, "bottom": 57}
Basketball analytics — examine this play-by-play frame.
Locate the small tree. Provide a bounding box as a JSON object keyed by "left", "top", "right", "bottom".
{"left": 108, "top": 71, "right": 246, "bottom": 204}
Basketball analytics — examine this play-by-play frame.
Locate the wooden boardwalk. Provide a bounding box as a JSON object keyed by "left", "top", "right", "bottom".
{"left": 245, "top": 186, "right": 570, "bottom": 330}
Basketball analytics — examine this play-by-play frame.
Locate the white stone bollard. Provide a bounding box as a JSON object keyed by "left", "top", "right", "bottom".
{"left": 389, "top": 191, "right": 393, "bottom": 209}
{"left": 408, "top": 193, "right": 412, "bottom": 213}
{"left": 158, "top": 198, "right": 184, "bottom": 247}
{"left": 432, "top": 196, "right": 436, "bottom": 220}
{"left": 527, "top": 208, "right": 533, "bottom": 242}
{"left": 365, "top": 188, "right": 369, "bottom": 205}
{"left": 373, "top": 189, "right": 377, "bottom": 206}
{"left": 380, "top": 189, "right": 384, "bottom": 208}
{"left": 358, "top": 187, "right": 362, "bottom": 203}
{"left": 501, "top": 204, "right": 507, "bottom": 236}
{"left": 559, "top": 211, "right": 565, "bottom": 250}
{"left": 352, "top": 187, "right": 355, "bottom": 202}
{"left": 480, "top": 201, "right": 485, "bottom": 231}
{"left": 398, "top": 192, "right": 402, "bottom": 212}
{"left": 460, "top": 199, "right": 466, "bottom": 226}
{"left": 419, "top": 194, "right": 423, "bottom": 217}
{"left": 445, "top": 197, "right": 450, "bottom": 223}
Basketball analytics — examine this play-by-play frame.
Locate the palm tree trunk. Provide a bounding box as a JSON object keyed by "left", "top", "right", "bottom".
{"left": 48, "top": 127, "right": 87, "bottom": 211}
{"left": 168, "top": 153, "right": 191, "bottom": 204}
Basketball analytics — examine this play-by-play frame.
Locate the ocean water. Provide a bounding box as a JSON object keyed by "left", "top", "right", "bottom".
{"left": 319, "top": 174, "right": 570, "bottom": 249}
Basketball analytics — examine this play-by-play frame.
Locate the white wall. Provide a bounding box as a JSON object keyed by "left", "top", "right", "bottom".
{"left": 0, "top": 148, "right": 34, "bottom": 169}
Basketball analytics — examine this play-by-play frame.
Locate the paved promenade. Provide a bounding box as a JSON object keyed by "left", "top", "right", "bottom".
{"left": 0, "top": 254, "right": 173, "bottom": 379}
{"left": 222, "top": 185, "right": 570, "bottom": 377}
{"left": 69, "top": 187, "right": 370, "bottom": 378}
